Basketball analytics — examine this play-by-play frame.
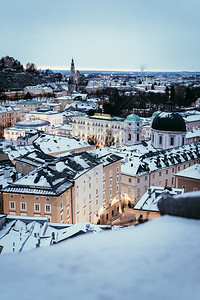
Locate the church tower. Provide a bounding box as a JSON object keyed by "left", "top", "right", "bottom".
{"left": 124, "top": 113, "right": 142, "bottom": 146}
{"left": 70, "top": 58, "right": 75, "bottom": 83}
{"left": 68, "top": 58, "right": 76, "bottom": 94}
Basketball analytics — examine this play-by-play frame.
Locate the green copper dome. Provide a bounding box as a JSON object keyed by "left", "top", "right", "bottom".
{"left": 152, "top": 110, "right": 161, "bottom": 118}
{"left": 126, "top": 113, "right": 141, "bottom": 122}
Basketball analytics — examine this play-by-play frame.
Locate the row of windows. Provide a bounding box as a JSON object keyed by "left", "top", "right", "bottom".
{"left": 10, "top": 195, "right": 50, "bottom": 201}
{"left": 75, "top": 119, "right": 124, "bottom": 129}
{"left": 9, "top": 201, "right": 51, "bottom": 213}
{"left": 127, "top": 162, "right": 195, "bottom": 183}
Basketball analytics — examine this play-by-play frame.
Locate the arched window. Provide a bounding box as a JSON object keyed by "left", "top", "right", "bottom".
{"left": 128, "top": 133, "right": 131, "bottom": 141}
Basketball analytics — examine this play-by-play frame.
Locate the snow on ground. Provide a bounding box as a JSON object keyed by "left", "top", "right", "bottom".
{"left": 0, "top": 215, "right": 199, "bottom": 300}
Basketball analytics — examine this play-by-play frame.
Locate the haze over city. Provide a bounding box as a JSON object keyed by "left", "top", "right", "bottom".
{"left": 1, "top": 0, "right": 200, "bottom": 71}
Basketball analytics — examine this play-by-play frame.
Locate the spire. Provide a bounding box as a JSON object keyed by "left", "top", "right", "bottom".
{"left": 165, "top": 99, "right": 173, "bottom": 112}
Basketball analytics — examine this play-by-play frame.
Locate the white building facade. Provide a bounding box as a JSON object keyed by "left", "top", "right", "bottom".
{"left": 72, "top": 113, "right": 142, "bottom": 147}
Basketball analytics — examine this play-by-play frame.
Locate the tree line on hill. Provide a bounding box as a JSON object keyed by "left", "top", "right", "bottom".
{"left": 0, "top": 56, "right": 65, "bottom": 91}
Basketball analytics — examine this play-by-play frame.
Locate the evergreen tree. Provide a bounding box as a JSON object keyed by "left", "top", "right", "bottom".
{"left": 170, "top": 85, "right": 176, "bottom": 101}
{"left": 185, "top": 87, "right": 195, "bottom": 106}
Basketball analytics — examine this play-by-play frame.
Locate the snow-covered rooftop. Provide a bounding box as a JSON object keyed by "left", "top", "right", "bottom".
{"left": 0, "top": 215, "right": 109, "bottom": 254}
{"left": 3, "top": 152, "right": 101, "bottom": 196}
{"left": 92, "top": 141, "right": 200, "bottom": 177}
{"left": 175, "top": 164, "right": 200, "bottom": 180}
{"left": 186, "top": 128, "right": 200, "bottom": 139}
{"left": 34, "top": 134, "right": 93, "bottom": 155}
{"left": 134, "top": 186, "right": 184, "bottom": 211}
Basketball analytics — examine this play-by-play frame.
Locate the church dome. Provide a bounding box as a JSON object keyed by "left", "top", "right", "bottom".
{"left": 126, "top": 113, "right": 141, "bottom": 122}
{"left": 152, "top": 112, "right": 186, "bottom": 132}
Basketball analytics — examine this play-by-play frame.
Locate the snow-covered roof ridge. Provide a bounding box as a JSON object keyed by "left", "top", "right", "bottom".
{"left": 175, "top": 163, "right": 200, "bottom": 180}
{"left": 3, "top": 152, "right": 101, "bottom": 196}
{"left": 134, "top": 186, "right": 184, "bottom": 212}
{"left": 119, "top": 142, "right": 200, "bottom": 176}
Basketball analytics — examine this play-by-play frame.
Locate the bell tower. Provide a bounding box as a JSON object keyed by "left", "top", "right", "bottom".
{"left": 70, "top": 58, "right": 75, "bottom": 82}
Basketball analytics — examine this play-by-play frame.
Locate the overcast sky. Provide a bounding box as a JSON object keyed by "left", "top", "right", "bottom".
{"left": 1, "top": 0, "right": 199, "bottom": 71}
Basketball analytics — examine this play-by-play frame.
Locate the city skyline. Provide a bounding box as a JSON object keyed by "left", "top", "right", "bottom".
{"left": 1, "top": 0, "right": 200, "bottom": 72}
